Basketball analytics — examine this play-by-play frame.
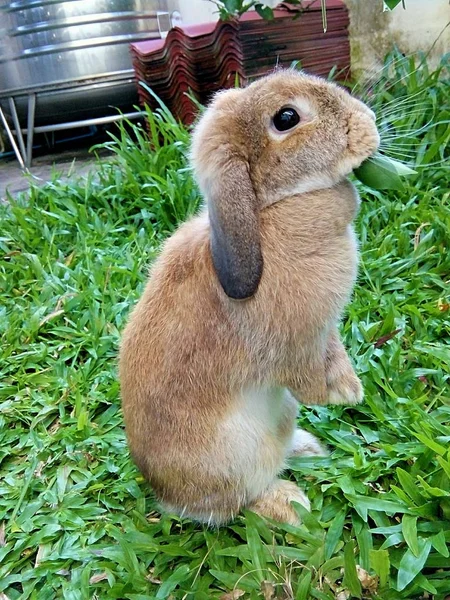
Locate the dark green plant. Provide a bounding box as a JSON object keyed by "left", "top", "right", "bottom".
{"left": 383, "top": 0, "right": 406, "bottom": 9}
{"left": 208, "top": 0, "right": 302, "bottom": 21}
{"left": 208, "top": 0, "right": 407, "bottom": 26}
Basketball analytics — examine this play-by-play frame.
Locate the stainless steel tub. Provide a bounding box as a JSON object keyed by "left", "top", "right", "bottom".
{"left": 0, "top": 0, "right": 177, "bottom": 124}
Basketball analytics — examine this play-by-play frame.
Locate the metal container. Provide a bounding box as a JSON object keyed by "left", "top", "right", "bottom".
{"left": 0, "top": 0, "right": 178, "bottom": 125}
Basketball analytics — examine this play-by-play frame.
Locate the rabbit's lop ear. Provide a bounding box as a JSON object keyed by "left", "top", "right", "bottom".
{"left": 208, "top": 156, "right": 263, "bottom": 300}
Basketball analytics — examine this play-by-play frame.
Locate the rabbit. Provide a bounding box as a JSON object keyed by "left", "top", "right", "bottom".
{"left": 119, "top": 68, "right": 380, "bottom": 526}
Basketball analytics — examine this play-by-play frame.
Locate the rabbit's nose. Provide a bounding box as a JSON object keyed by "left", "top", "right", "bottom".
{"left": 358, "top": 104, "right": 376, "bottom": 122}
{"left": 352, "top": 97, "right": 377, "bottom": 122}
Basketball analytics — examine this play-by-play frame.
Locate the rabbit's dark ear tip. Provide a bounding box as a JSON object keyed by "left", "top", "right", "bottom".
{"left": 213, "top": 254, "right": 263, "bottom": 300}
{"left": 222, "top": 282, "right": 259, "bottom": 301}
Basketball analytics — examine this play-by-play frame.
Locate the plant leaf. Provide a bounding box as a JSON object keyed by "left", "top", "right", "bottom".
{"left": 396, "top": 468, "right": 426, "bottom": 506}
{"left": 383, "top": 0, "right": 404, "bottom": 9}
{"left": 369, "top": 549, "right": 390, "bottom": 588}
{"left": 430, "top": 529, "right": 449, "bottom": 558}
{"left": 354, "top": 154, "right": 417, "bottom": 190}
{"left": 155, "top": 564, "right": 190, "bottom": 599}
{"left": 397, "top": 538, "right": 432, "bottom": 591}
{"left": 402, "top": 515, "right": 419, "bottom": 556}
{"left": 295, "top": 570, "right": 312, "bottom": 600}
{"left": 254, "top": 4, "right": 274, "bottom": 20}
{"left": 343, "top": 540, "right": 362, "bottom": 597}
{"left": 325, "top": 510, "right": 346, "bottom": 560}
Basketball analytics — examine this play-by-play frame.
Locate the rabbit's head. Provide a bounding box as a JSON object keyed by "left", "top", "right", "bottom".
{"left": 190, "top": 69, "right": 380, "bottom": 300}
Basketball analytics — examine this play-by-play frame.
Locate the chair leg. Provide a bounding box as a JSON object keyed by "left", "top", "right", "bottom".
{"left": 0, "top": 104, "right": 26, "bottom": 171}
{"left": 26, "top": 93, "right": 36, "bottom": 168}
{"left": 8, "top": 97, "right": 27, "bottom": 164}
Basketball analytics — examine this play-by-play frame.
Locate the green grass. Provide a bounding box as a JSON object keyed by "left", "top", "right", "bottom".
{"left": 0, "top": 53, "right": 449, "bottom": 600}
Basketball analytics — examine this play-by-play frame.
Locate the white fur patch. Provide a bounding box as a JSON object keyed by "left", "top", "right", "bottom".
{"left": 216, "top": 386, "right": 296, "bottom": 500}
{"left": 266, "top": 174, "right": 336, "bottom": 207}
{"left": 289, "top": 429, "right": 328, "bottom": 457}
{"left": 287, "top": 174, "right": 336, "bottom": 196}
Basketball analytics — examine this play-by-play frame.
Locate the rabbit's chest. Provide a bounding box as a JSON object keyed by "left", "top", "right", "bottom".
{"left": 271, "top": 224, "right": 357, "bottom": 315}
{"left": 231, "top": 225, "right": 358, "bottom": 351}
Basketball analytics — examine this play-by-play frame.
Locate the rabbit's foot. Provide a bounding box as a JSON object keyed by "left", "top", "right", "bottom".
{"left": 325, "top": 330, "right": 364, "bottom": 405}
{"left": 288, "top": 375, "right": 328, "bottom": 406}
{"left": 249, "top": 479, "right": 309, "bottom": 525}
{"left": 289, "top": 429, "right": 328, "bottom": 457}
{"left": 326, "top": 367, "right": 363, "bottom": 405}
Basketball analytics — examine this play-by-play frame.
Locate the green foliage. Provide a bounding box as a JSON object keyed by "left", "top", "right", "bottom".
{"left": 353, "top": 154, "right": 417, "bottom": 190}
{"left": 207, "top": 0, "right": 302, "bottom": 21}
{"left": 208, "top": 0, "right": 272, "bottom": 20}
{"left": 359, "top": 50, "right": 450, "bottom": 172}
{"left": 0, "top": 56, "right": 449, "bottom": 599}
{"left": 209, "top": 0, "right": 407, "bottom": 23}
{"left": 383, "top": 0, "right": 406, "bottom": 10}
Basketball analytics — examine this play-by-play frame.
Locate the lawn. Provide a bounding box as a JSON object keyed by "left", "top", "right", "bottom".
{"left": 0, "top": 53, "right": 449, "bottom": 600}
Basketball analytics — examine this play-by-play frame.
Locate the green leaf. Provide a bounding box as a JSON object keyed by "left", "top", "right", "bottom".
{"left": 56, "top": 465, "right": 72, "bottom": 503}
{"left": 355, "top": 522, "right": 373, "bottom": 571}
{"left": 343, "top": 540, "right": 361, "bottom": 598}
{"left": 295, "top": 570, "right": 312, "bottom": 600}
{"left": 414, "top": 574, "right": 437, "bottom": 595}
{"left": 210, "top": 569, "right": 252, "bottom": 591}
{"left": 397, "top": 538, "right": 432, "bottom": 591}
{"left": 155, "top": 565, "right": 190, "bottom": 599}
{"left": 412, "top": 431, "right": 447, "bottom": 455}
{"left": 345, "top": 494, "right": 411, "bottom": 516}
{"left": 254, "top": 3, "right": 274, "bottom": 20}
{"left": 396, "top": 468, "right": 426, "bottom": 506}
{"left": 436, "top": 456, "right": 450, "bottom": 480}
{"left": 321, "top": 0, "right": 327, "bottom": 32}
{"left": 383, "top": 0, "right": 404, "bottom": 9}
{"left": 370, "top": 549, "right": 390, "bottom": 588}
{"left": 430, "top": 529, "right": 450, "bottom": 558}
{"left": 244, "top": 512, "right": 267, "bottom": 580}
{"left": 325, "top": 510, "right": 346, "bottom": 559}
{"left": 292, "top": 502, "right": 323, "bottom": 535}
{"left": 310, "top": 590, "right": 334, "bottom": 600}
{"left": 386, "top": 156, "right": 418, "bottom": 176}
{"left": 402, "top": 515, "right": 419, "bottom": 556}
{"left": 354, "top": 154, "right": 417, "bottom": 190}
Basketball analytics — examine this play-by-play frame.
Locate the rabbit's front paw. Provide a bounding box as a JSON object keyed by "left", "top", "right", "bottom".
{"left": 327, "top": 369, "right": 363, "bottom": 405}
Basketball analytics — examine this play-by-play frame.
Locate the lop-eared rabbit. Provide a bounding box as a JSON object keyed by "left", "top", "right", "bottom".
{"left": 119, "top": 69, "right": 379, "bottom": 526}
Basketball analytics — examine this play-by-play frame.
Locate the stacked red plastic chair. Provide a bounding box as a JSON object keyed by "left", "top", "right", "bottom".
{"left": 130, "top": 0, "right": 349, "bottom": 126}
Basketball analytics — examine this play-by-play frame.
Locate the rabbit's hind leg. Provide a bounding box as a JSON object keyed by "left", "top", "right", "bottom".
{"left": 278, "top": 391, "right": 328, "bottom": 458}
{"left": 243, "top": 391, "right": 324, "bottom": 524}
{"left": 289, "top": 428, "right": 328, "bottom": 457}
{"left": 216, "top": 386, "right": 312, "bottom": 525}
{"left": 158, "top": 386, "right": 290, "bottom": 527}
{"left": 161, "top": 387, "right": 319, "bottom": 527}
{"left": 248, "top": 478, "right": 310, "bottom": 525}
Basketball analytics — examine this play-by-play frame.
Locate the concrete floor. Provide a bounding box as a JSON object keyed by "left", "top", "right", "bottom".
{"left": 0, "top": 145, "right": 109, "bottom": 201}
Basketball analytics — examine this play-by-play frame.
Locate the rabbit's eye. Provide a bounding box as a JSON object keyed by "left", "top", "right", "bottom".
{"left": 272, "top": 107, "right": 300, "bottom": 132}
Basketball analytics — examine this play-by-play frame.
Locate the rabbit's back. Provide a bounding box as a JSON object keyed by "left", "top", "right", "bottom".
{"left": 119, "top": 213, "right": 250, "bottom": 472}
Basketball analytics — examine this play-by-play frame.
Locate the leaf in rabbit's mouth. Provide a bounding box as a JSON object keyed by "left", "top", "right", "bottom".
{"left": 353, "top": 154, "right": 418, "bottom": 190}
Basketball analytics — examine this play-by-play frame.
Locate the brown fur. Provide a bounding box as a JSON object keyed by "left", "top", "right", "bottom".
{"left": 119, "top": 69, "right": 379, "bottom": 525}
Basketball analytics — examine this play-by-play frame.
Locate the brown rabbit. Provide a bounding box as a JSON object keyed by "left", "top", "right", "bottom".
{"left": 119, "top": 69, "right": 379, "bottom": 526}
